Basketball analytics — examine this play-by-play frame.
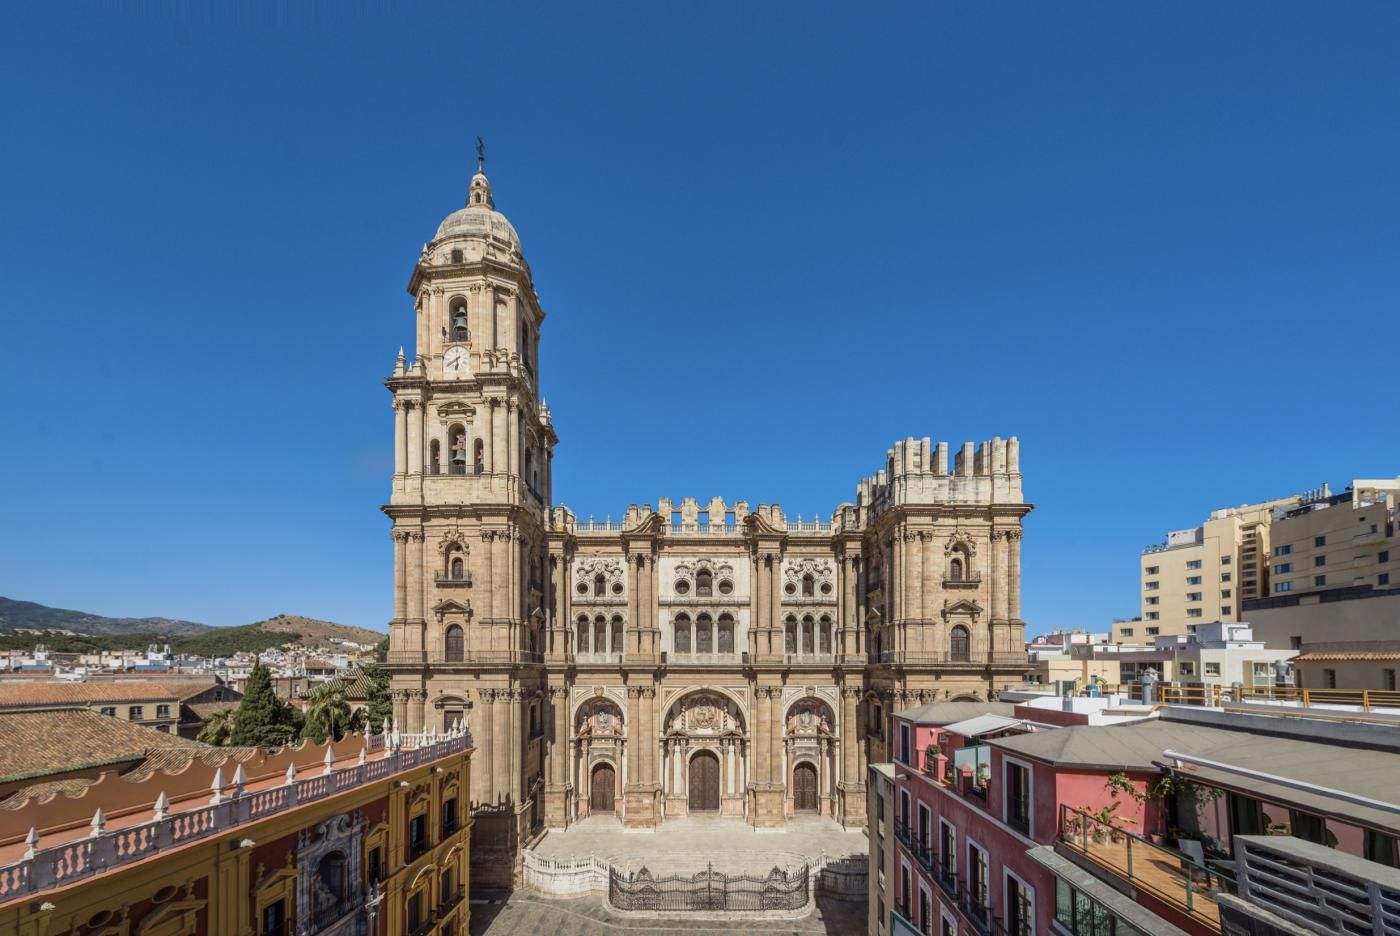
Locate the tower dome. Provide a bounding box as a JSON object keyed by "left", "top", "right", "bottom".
{"left": 428, "top": 146, "right": 522, "bottom": 259}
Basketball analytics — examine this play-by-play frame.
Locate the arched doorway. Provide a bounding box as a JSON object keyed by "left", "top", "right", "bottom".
{"left": 688, "top": 751, "right": 720, "bottom": 812}
{"left": 793, "top": 763, "right": 818, "bottom": 812}
{"left": 590, "top": 763, "right": 616, "bottom": 814}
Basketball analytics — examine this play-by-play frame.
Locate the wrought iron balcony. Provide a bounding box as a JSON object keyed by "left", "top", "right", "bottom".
{"left": 433, "top": 573, "right": 472, "bottom": 586}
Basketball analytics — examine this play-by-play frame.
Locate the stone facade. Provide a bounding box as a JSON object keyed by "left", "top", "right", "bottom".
{"left": 382, "top": 161, "right": 1033, "bottom": 887}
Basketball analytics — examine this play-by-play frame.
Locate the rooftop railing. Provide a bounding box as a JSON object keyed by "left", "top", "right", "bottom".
{"left": 1233, "top": 834, "right": 1400, "bottom": 935}
{"left": 1058, "top": 803, "right": 1232, "bottom": 932}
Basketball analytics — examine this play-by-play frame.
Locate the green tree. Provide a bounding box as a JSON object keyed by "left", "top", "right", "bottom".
{"left": 229, "top": 660, "right": 298, "bottom": 747}
{"left": 196, "top": 707, "right": 236, "bottom": 746}
{"left": 372, "top": 637, "right": 389, "bottom": 663}
{"left": 362, "top": 662, "right": 393, "bottom": 734}
{"left": 301, "top": 682, "right": 352, "bottom": 744}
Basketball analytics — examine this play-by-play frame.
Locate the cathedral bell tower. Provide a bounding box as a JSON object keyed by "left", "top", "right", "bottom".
{"left": 383, "top": 148, "right": 555, "bottom": 882}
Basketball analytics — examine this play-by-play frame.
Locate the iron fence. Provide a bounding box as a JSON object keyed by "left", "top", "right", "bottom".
{"left": 608, "top": 862, "right": 809, "bottom": 912}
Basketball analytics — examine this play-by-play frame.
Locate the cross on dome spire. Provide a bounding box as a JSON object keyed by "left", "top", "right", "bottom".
{"left": 466, "top": 135, "right": 494, "bottom": 210}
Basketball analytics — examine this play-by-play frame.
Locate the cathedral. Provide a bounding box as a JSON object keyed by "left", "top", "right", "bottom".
{"left": 382, "top": 157, "right": 1033, "bottom": 886}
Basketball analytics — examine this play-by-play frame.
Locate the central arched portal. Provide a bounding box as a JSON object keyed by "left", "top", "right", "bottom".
{"left": 793, "top": 762, "right": 818, "bottom": 812}
{"left": 688, "top": 750, "right": 720, "bottom": 812}
{"left": 591, "top": 763, "right": 616, "bottom": 814}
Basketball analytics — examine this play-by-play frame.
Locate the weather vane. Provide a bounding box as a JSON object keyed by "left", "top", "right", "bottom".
{"left": 476, "top": 136, "right": 485, "bottom": 173}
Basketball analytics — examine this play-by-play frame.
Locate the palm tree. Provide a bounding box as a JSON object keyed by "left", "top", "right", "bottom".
{"left": 197, "top": 707, "right": 236, "bottom": 746}
{"left": 301, "top": 683, "right": 352, "bottom": 743}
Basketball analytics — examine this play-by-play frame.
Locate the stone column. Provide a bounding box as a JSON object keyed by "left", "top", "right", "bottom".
{"left": 491, "top": 688, "right": 509, "bottom": 800}
{"left": 506, "top": 399, "right": 517, "bottom": 477}
{"left": 769, "top": 553, "right": 783, "bottom": 639}
{"left": 492, "top": 532, "right": 509, "bottom": 627}
{"left": 407, "top": 402, "right": 422, "bottom": 475}
{"left": 393, "top": 401, "right": 407, "bottom": 477}
{"left": 493, "top": 399, "right": 508, "bottom": 475}
{"left": 752, "top": 553, "right": 767, "bottom": 656}
{"left": 407, "top": 531, "right": 425, "bottom": 625}
{"left": 992, "top": 530, "right": 1008, "bottom": 622}
{"left": 921, "top": 533, "right": 934, "bottom": 620}
{"left": 392, "top": 532, "right": 407, "bottom": 622}
{"left": 429, "top": 287, "right": 444, "bottom": 362}
{"left": 1009, "top": 530, "right": 1023, "bottom": 621}
{"left": 407, "top": 688, "right": 425, "bottom": 733}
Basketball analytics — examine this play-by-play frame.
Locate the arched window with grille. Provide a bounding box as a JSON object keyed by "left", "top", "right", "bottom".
{"left": 696, "top": 569, "right": 713, "bottom": 597}
{"left": 696, "top": 613, "right": 713, "bottom": 653}
{"left": 802, "top": 574, "right": 815, "bottom": 598}
{"left": 445, "top": 625, "right": 465, "bottom": 662}
{"left": 785, "top": 616, "right": 798, "bottom": 654}
{"left": 611, "top": 615, "right": 624, "bottom": 655}
{"left": 819, "top": 615, "right": 832, "bottom": 655}
{"left": 801, "top": 616, "right": 815, "bottom": 655}
{"left": 949, "top": 557, "right": 965, "bottom": 582}
{"left": 718, "top": 614, "right": 735, "bottom": 654}
{"left": 448, "top": 424, "right": 467, "bottom": 475}
{"left": 594, "top": 573, "right": 607, "bottom": 597}
{"left": 577, "top": 615, "right": 589, "bottom": 652}
{"left": 950, "top": 625, "right": 971, "bottom": 662}
{"left": 449, "top": 556, "right": 465, "bottom": 580}
{"left": 674, "top": 614, "right": 691, "bottom": 654}
{"left": 593, "top": 616, "right": 607, "bottom": 655}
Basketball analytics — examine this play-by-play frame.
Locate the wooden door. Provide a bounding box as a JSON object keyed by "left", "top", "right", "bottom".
{"left": 590, "top": 763, "right": 615, "bottom": 814}
{"left": 793, "top": 762, "right": 818, "bottom": 812}
{"left": 688, "top": 751, "right": 720, "bottom": 811}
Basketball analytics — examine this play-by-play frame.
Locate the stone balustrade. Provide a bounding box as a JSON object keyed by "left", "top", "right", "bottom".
{"left": 0, "top": 727, "right": 473, "bottom": 901}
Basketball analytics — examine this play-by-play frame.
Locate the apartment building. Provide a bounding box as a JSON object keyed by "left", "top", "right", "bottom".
{"left": 883, "top": 698, "right": 1400, "bottom": 936}
{"left": 1128, "top": 491, "right": 1316, "bottom": 644}
{"left": 1267, "top": 478, "right": 1399, "bottom": 598}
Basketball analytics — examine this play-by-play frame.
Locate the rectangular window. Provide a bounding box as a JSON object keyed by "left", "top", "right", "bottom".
{"left": 1221, "top": 589, "right": 1232, "bottom": 598}
{"left": 1243, "top": 563, "right": 1257, "bottom": 571}
{"left": 1274, "top": 563, "right": 1292, "bottom": 574}
{"left": 368, "top": 846, "right": 382, "bottom": 884}
{"left": 1205, "top": 662, "right": 1221, "bottom": 675}
{"left": 410, "top": 814, "right": 427, "bottom": 858}
{"left": 1275, "top": 582, "right": 1293, "bottom": 593}
{"left": 1186, "top": 560, "right": 1202, "bottom": 570}
{"left": 1314, "top": 555, "right": 1327, "bottom": 567}
{"left": 938, "top": 821, "right": 956, "bottom": 892}
{"left": 1366, "top": 829, "right": 1400, "bottom": 868}
{"left": 1145, "top": 565, "right": 1160, "bottom": 575}
{"left": 1186, "top": 592, "right": 1202, "bottom": 601}
{"left": 1324, "top": 669, "right": 1337, "bottom": 689}
{"left": 1274, "top": 544, "right": 1293, "bottom": 556}
{"left": 1186, "top": 576, "right": 1203, "bottom": 585}
{"left": 156, "top": 704, "right": 170, "bottom": 719}
{"left": 442, "top": 797, "right": 458, "bottom": 838}
{"left": 262, "top": 900, "right": 286, "bottom": 936}
{"left": 1005, "top": 763, "right": 1030, "bottom": 833}
{"left": 967, "top": 844, "right": 989, "bottom": 924}
{"left": 1386, "top": 670, "right": 1397, "bottom": 691}
{"left": 1179, "top": 662, "right": 1196, "bottom": 676}
{"left": 1146, "top": 627, "right": 1160, "bottom": 636}
{"left": 900, "top": 724, "right": 912, "bottom": 765}
{"left": 1252, "top": 662, "right": 1270, "bottom": 678}
{"left": 1222, "top": 606, "right": 1232, "bottom": 615}
{"left": 1314, "top": 535, "right": 1326, "bottom": 547}
{"left": 1221, "top": 572, "right": 1232, "bottom": 582}
{"left": 129, "top": 706, "right": 144, "bottom": 720}
{"left": 1145, "top": 612, "right": 1159, "bottom": 621}
{"left": 1381, "top": 573, "right": 1391, "bottom": 586}
{"left": 100, "top": 706, "right": 116, "bottom": 717}
{"left": 1006, "top": 874, "right": 1034, "bottom": 936}
{"left": 1144, "top": 581, "right": 1159, "bottom": 591}
{"left": 1380, "top": 550, "right": 1390, "bottom": 563}
{"left": 1120, "top": 628, "right": 1134, "bottom": 636}
{"left": 407, "top": 892, "right": 423, "bottom": 932}
{"left": 1315, "top": 575, "right": 1327, "bottom": 588}
{"left": 1221, "top": 555, "right": 1232, "bottom": 565}
{"left": 1145, "top": 596, "right": 1159, "bottom": 605}
{"left": 1187, "top": 608, "right": 1203, "bottom": 618}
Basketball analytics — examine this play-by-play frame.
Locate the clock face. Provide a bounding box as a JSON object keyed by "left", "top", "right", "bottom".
{"left": 443, "top": 347, "right": 467, "bottom": 377}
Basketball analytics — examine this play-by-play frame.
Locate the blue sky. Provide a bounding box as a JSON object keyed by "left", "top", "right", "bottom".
{"left": 1, "top": 3, "right": 1397, "bottom": 635}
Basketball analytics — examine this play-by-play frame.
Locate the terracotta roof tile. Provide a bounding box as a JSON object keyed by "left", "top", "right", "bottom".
{"left": 0, "top": 680, "right": 182, "bottom": 708}
{"left": 0, "top": 710, "right": 203, "bottom": 784}
{"left": 1293, "top": 651, "right": 1400, "bottom": 662}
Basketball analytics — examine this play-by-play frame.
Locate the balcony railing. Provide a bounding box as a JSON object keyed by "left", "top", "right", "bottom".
{"left": 574, "top": 651, "right": 624, "bottom": 665}
{"left": 1234, "top": 834, "right": 1400, "bottom": 934}
{"left": 438, "top": 884, "right": 465, "bottom": 914}
{"left": 433, "top": 573, "right": 473, "bottom": 586}
{"left": 426, "top": 463, "right": 486, "bottom": 476}
{"left": 1058, "top": 803, "right": 1231, "bottom": 931}
{"left": 944, "top": 572, "right": 983, "bottom": 586}
{"left": 667, "top": 652, "right": 740, "bottom": 666}
{"left": 386, "top": 649, "right": 543, "bottom": 666}
{"left": 0, "top": 726, "right": 473, "bottom": 901}
{"left": 783, "top": 652, "right": 835, "bottom": 665}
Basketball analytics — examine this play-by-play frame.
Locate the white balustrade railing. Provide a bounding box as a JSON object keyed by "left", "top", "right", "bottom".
{"left": 0, "top": 728, "right": 472, "bottom": 900}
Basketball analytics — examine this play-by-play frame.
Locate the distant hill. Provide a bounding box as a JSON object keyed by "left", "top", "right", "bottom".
{"left": 0, "top": 597, "right": 210, "bottom": 636}
{"left": 0, "top": 599, "right": 384, "bottom": 657}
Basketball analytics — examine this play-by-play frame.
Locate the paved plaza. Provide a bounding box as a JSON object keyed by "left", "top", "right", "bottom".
{"left": 530, "top": 815, "right": 869, "bottom": 875}
{"left": 469, "top": 890, "right": 867, "bottom": 935}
